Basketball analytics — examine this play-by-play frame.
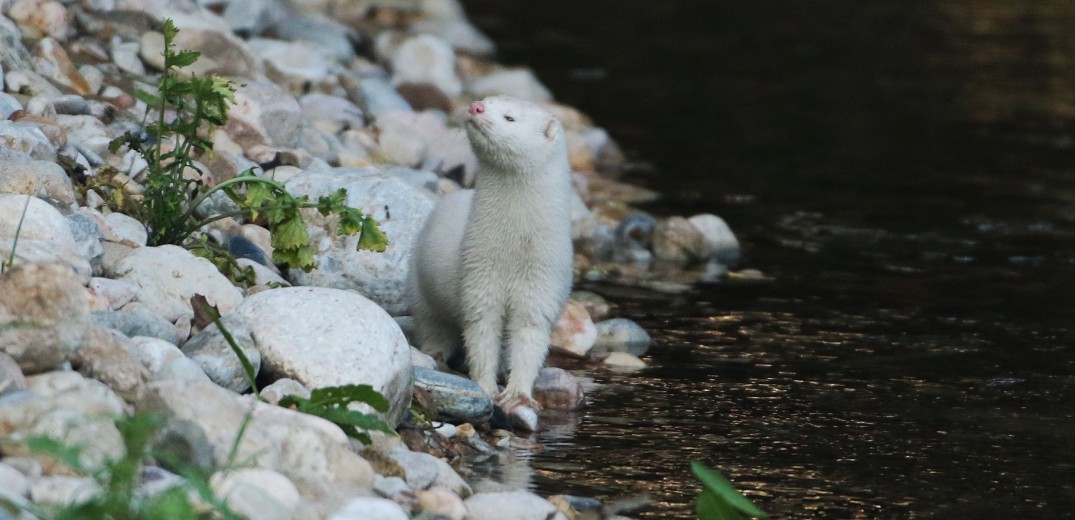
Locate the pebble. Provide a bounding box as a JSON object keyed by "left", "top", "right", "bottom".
{"left": 549, "top": 300, "right": 597, "bottom": 358}
{"left": 91, "top": 308, "right": 181, "bottom": 345}
{"left": 329, "top": 496, "right": 410, "bottom": 520}
{"left": 602, "top": 352, "right": 648, "bottom": 371}
{"left": 688, "top": 213, "right": 742, "bottom": 267}
{"left": 591, "top": 318, "right": 653, "bottom": 357}
{"left": 533, "top": 367, "right": 585, "bottom": 411}
{"left": 210, "top": 468, "right": 300, "bottom": 520}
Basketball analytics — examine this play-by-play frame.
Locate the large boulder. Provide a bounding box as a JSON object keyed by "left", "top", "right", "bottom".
{"left": 233, "top": 287, "right": 413, "bottom": 424}
{"left": 285, "top": 168, "right": 435, "bottom": 316}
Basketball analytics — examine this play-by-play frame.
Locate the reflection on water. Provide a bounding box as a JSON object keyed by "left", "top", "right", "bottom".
{"left": 462, "top": 0, "right": 1075, "bottom": 517}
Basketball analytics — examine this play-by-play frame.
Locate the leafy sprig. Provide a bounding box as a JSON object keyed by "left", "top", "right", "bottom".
{"left": 107, "top": 18, "right": 387, "bottom": 274}
{"left": 280, "top": 385, "right": 395, "bottom": 445}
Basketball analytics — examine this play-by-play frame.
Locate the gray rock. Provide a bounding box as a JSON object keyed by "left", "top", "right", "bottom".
{"left": 211, "top": 468, "right": 300, "bottom": 520}
{"left": 0, "top": 352, "right": 27, "bottom": 397}
{"left": 591, "top": 318, "right": 653, "bottom": 357}
{"left": 0, "top": 160, "right": 75, "bottom": 205}
{"left": 329, "top": 497, "right": 410, "bottom": 520}
{"left": 464, "top": 490, "right": 567, "bottom": 520}
{"left": 0, "top": 263, "right": 90, "bottom": 374}
{"left": 0, "top": 15, "right": 33, "bottom": 72}
{"left": 391, "top": 34, "right": 462, "bottom": 98}
{"left": 372, "top": 474, "right": 415, "bottom": 507}
{"left": 345, "top": 75, "right": 412, "bottom": 119}
{"left": 285, "top": 168, "right": 436, "bottom": 315}
{"left": 108, "top": 244, "right": 244, "bottom": 326}
{"left": 688, "top": 213, "right": 741, "bottom": 268}
{"left": 263, "top": 6, "right": 357, "bottom": 63}
{"left": 413, "top": 367, "right": 493, "bottom": 424}
{"left": 67, "top": 214, "right": 105, "bottom": 269}
{"left": 249, "top": 38, "right": 339, "bottom": 94}
{"left": 532, "top": 368, "right": 585, "bottom": 411}
{"left": 51, "top": 95, "right": 91, "bottom": 115}
{"left": 136, "top": 380, "right": 375, "bottom": 492}
{"left": 225, "top": 81, "right": 305, "bottom": 150}
{"left": 129, "top": 336, "right": 209, "bottom": 384}
{"left": 72, "top": 326, "right": 150, "bottom": 401}
{"left": 2, "top": 371, "right": 125, "bottom": 470}
{"left": 91, "top": 309, "right": 182, "bottom": 345}
{"left": 183, "top": 314, "right": 261, "bottom": 393}
{"left": 652, "top": 216, "right": 710, "bottom": 265}
{"left": 3, "top": 70, "right": 62, "bottom": 101}
{"left": 614, "top": 211, "right": 657, "bottom": 251}
{"left": 0, "top": 194, "right": 91, "bottom": 280}
{"left": 0, "top": 92, "right": 23, "bottom": 119}
{"left": 103, "top": 212, "right": 148, "bottom": 247}
{"left": 422, "top": 128, "right": 477, "bottom": 187}
{"left": 55, "top": 114, "right": 112, "bottom": 158}
{"left": 234, "top": 287, "right": 413, "bottom": 425}
{"left": 387, "top": 447, "right": 471, "bottom": 497}
{"left": 374, "top": 110, "right": 448, "bottom": 167}
{"left": 87, "top": 277, "right": 139, "bottom": 310}
{"left": 0, "top": 119, "right": 55, "bottom": 160}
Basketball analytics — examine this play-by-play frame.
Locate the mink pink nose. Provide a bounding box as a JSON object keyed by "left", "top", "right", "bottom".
{"left": 468, "top": 101, "right": 485, "bottom": 116}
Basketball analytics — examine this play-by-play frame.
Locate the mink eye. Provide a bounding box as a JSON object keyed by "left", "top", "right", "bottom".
{"left": 504, "top": 115, "right": 515, "bottom": 122}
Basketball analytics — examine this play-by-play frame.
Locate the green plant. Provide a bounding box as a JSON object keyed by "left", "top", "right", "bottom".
{"left": 692, "top": 461, "right": 769, "bottom": 520}
{"left": 107, "top": 19, "right": 386, "bottom": 273}
{"left": 8, "top": 414, "right": 243, "bottom": 520}
{"left": 280, "top": 385, "right": 395, "bottom": 445}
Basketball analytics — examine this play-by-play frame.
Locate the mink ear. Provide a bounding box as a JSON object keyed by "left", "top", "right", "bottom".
{"left": 543, "top": 117, "right": 561, "bottom": 142}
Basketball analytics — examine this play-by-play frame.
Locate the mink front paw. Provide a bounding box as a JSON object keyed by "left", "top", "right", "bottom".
{"left": 495, "top": 391, "right": 541, "bottom": 432}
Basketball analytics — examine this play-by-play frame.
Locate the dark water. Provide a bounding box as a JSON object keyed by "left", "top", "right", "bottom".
{"left": 462, "top": 1, "right": 1075, "bottom": 518}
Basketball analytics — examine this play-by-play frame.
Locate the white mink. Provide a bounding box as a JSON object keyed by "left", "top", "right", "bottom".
{"left": 407, "top": 95, "right": 574, "bottom": 422}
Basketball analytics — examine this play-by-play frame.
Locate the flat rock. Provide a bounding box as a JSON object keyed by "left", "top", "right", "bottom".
{"left": 107, "top": 244, "right": 244, "bottom": 326}
{"left": 413, "top": 366, "right": 493, "bottom": 424}
{"left": 91, "top": 308, "right": 182, "bottom": 345}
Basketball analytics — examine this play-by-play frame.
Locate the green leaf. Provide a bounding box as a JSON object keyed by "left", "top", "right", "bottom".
{"left": 271, "top": 244, "right": 315, "bottom": 270}
{"left": 308, "top": 384, "right": 390, "bottom": 412}
{"left": 337, "top": 208, "right": 365, "bottom": 236}
{"left": 691, "top": 462, "right": 769, "bottom": 519}
{"left": 241, "top": 181, "right": 275, "bottom": 221}
{"left": 358, "top": 216, "right": 388, "bottom": 252}
{"left": 698, "top": 489, "right": 740, "bottom": 520}
{"left": 271, "top": 216, "right": 309, "bottom": 252}
{"left": 317, "top": 189, "right": 349, "bottom": 216}
{"left": 278, "top": 384, "right": 395, "bottom": 442}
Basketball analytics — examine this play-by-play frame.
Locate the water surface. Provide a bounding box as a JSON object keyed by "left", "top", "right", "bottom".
{"left": 462, "top": 1, "right": 1075, "bottom": 517}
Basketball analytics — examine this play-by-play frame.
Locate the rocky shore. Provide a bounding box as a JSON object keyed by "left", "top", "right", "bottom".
{"left": 0, "top": 1, "right": 743, "bottom": 518}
